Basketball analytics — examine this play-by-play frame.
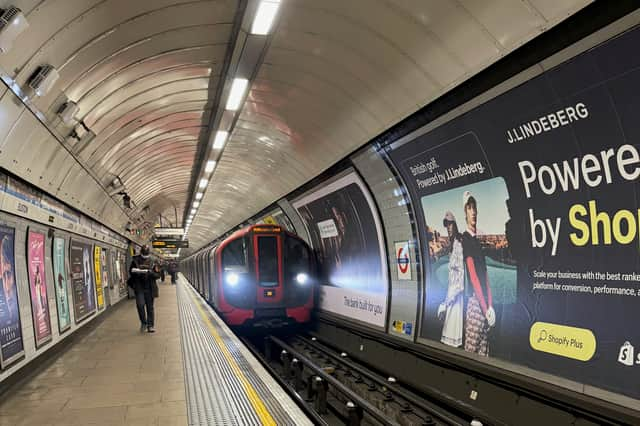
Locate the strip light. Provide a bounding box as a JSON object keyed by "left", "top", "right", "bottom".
{"left": 198, "top": 178, "right": 208, "bottom": 189}
{"left": 190, "top": 208, "right": 196, "bottom": 214}
{"left": 213, "top": 131, "right": 228, "bottom": 149}
{"left": 226, "top": 78, "right": 248, "bottom": 111}
{"left": 195, "top": 192, "right": 203, "bottom": 200}
{"left": 251, "top": 0, "right": 281, "bottom": 35}
{"left": 205, "top": 160, "right": 216, "bottom": 173}
{"left": 193, "top": 201, "right": 200, "bottom": 208}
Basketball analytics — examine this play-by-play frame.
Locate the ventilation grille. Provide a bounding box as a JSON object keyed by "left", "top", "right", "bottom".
{"left": 28, "top": 65, "right": 55, "bottom": 90}
{"left": 0, "top": 7, "right": 21, "bottom": 31}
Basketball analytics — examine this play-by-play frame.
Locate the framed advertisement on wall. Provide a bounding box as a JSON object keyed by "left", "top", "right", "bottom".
{"left": 27, "top": 228, "right": 52, "bottom": 348}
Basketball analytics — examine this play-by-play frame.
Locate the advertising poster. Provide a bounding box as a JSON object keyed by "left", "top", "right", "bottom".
{"left": 294, "top": 172, "right": 388, "bottom": 327}
{"left": 69, "top": 239, "right": 96, "bottom": 322}
{"left": 0, "top": 225, "right": 23, "bottom": 368}
{"left": 116, "top": 251, "right": 127, "bottom": 296}
{"left": 388, "top": 27, "right": 640, "bottom": 399}
{"left": 102, "top": 249, "right": 111, "bottom": 290}
{"left": 93, "top": 246, "right": 104, "bottom": 309}
{"left": 27, "top": 230, "right": 52, "bottom": 348}
{"left": 52, "top": 237, "right": 71, "bottom": 332}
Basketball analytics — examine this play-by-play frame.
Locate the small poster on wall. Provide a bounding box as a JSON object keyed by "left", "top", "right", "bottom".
{"left": 52, "top": 237, "right": 71, "bottom": 332}
{"left": 93, "top": 246, "right": 104, "bottom": 309}
{"left": 0, "top": 225, "right": 24, "bottom": 368}
{"left": 27, "top": 229, "right": 52, "bottom": 348}
{"left": 69, "top": 239, "right": 97, "bottom": 323}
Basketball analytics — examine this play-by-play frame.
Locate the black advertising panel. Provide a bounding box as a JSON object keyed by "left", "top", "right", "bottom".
{"left": 0, "top": 225, "right": 23, "bottom": 368}
{"left": 388, "top": 27, "right": 640, "bottom": 399}
{"left": 69, "top": 239, "right": 96, "bottom": 323}
{"left": 293, "top": 172, "right": 388, "bottom": 327}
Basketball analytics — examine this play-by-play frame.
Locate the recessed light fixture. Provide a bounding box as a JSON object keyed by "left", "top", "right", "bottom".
{"left": 213, "top": 131, "right": 228, "bottom": 149}
{"left": 190, "top": 208, "right": 196, "bottom": 214}
{"left": 193, "top": 201, "right": 200, "bottom": 208}
{"left": 251, "top": 0, "right": 281, "bottom": 35}
{"left": 198, "top": 178, "right": 208, "bottom": 189}
{"left": 205, "top": 160, "right": 216, "bottom": 173}
{"left": 226, "top": 78, "right": 248, "bottom": 111}
{"left": 195, "top": 192, "right": 203, "bottom": 200}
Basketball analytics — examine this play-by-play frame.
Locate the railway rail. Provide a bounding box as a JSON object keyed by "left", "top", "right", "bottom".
{"left": 241, "top": 333, "right": 486, "bottom": 426}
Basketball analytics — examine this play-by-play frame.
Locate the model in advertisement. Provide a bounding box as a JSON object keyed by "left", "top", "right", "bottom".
{"left": 34, "top": 265, "right": 45, "bottom": 316}
{"left": 461, "top": 191, "right": 495, "bottom": 356}
{"left": 437, "top": 212, "right": 464, "bottom": 347}
{"left": 0, "top": 235, "right": 17, "bottom": 324}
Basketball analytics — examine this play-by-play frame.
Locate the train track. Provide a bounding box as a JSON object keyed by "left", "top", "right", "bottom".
{"left": 241, "top": 333, "right": 480, "bottom": 426}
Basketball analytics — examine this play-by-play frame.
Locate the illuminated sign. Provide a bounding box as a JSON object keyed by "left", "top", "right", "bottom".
{"left": 152, "top": 239, "right": 188, "bottom": 248}
{"left": 153, "top": 227, "right": 184, "bottom": 236}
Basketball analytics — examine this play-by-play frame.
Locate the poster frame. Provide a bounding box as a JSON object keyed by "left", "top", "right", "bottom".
{"left": 51, "top": 235, "right": 71, "bottom": 334}
{"left": 0, "top": 222, "right": 24, "bottom": 369}
{"left": 382, "top": 15, "right": 640, "bottom": 409}
{"left": 26, "top": 227, "right": 52, "bottom": 349}
{"left": 93, "top": 244, "right": 104, "bottom": 310}
{"left": 292, "top": 169, "right": 390, "bottom": 329}
{"left": 69, "top": 237, "right": 97, "bottom": 324}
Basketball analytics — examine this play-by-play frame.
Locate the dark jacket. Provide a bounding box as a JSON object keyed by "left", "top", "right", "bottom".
{"left": 129, "top": 255, "right": 160, "bottom": 293}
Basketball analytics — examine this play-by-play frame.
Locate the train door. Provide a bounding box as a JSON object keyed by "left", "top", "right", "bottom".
{"left": 253, "top": 232, "right": 283, "bottom": 305}
{"left": 203, "top": 250, "right": 210, "bottom": 301}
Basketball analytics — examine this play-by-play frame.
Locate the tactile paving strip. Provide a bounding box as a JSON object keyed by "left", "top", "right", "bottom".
{"left": 176, "top": 278, "right": 312, "bottom": 425}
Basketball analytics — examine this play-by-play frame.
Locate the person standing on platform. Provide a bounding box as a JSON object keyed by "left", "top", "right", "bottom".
{"left": 461, "top": 191, "right": 495, "bottom": 356}
{"left": 129, "top": 245, "right": 160, "bottom": 333}
{"left": 169, "top": 262, "right": 177, "bottom": 285}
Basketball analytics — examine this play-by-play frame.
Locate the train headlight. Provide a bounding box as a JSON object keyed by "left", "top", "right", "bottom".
{"left": 226, "top": 272, "right": 239, "bottom": 286}
{"left": 295, "top": 273, "right": 308, "bottom": 285}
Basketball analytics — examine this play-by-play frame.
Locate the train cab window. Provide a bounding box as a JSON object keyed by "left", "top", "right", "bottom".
{"left": 257, "top": 236, "right": 278, "bottom": 287}
{"left": 284, "top": 237, "right": 311, "bottom": 284}
{"left": 222, "top": 238, "right": 246, "bottom": 267}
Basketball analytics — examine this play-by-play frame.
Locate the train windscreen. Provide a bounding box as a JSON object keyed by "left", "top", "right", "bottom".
{"left": 257, "top": 236, "right": 278, "bottom": 287}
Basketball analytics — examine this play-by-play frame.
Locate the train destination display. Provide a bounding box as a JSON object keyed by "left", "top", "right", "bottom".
{"left": 388, "top": 26, "right": 640, "bottom": 399}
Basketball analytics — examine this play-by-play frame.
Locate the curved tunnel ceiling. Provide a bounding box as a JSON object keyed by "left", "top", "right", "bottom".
{"left": 0, "top": 0, "right": 589, "bottom": 249}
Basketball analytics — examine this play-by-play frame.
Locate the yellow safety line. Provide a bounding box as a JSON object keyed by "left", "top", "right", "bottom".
{"left": 185, "top": 285, "right": 277, "bottom": 426}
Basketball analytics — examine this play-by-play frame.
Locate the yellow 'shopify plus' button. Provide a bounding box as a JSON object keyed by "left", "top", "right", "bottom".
{"left": 529, "top": 322, "right": 596, "bottom": 361}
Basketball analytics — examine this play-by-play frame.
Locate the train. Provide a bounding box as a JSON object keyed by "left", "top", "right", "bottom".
{"left": 183, "top": 224, "right": 314, "bottom": 327}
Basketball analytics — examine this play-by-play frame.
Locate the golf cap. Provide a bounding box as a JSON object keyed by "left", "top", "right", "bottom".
{"left": 463, "top": 190, "right": 476, "bottom": 208}
{"left": 442, "top": 211, "right": 456, "bottom": 226}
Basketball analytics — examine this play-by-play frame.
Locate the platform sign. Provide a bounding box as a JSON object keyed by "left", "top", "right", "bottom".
{"left": 69, "top": 239, "right": 96, "bottom": 323}
{"left": 388, "top": 26, "right": 640, "bottom": 400}
{"left": 52, "top": 237, "right": 71, "bottom": 333}
{"left": 27, "top": 229, "right": 52, "bottom": 348}
{"left": 0, "top": 225, "right": 24, "bottom": 368}
{"left": 394, "top": 241, "right": 411, "bottom": 280}
{"left": 152, "top": 239, "right": 188, "bottom": 248}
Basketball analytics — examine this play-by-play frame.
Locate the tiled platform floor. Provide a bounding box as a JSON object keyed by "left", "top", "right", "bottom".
{"left": 0, "top": 281, "right": 187, "bottom": 426}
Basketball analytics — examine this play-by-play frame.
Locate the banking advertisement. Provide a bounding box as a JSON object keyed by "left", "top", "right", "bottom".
{"left": 52, "top": 237, "right": 71, "bottom": 333}
{"left": 69, "top": 239, "right": 96, "bottom": 323}
{"left": 294, "top": 172, "right": 388, "bottom": 327}
{"left": 388, "top": 27, "right": 640, "bottom": 399}
{"left": 0, "top": 226, "right": 23, "bottom": 368}
{"left": 93, "top": 245, "right": 104, "bottom": 309}
{"left": 27, "top": 230, "right": 52, "bottom": 348}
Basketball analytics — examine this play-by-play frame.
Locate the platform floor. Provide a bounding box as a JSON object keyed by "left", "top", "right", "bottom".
{"left": 0, "top": 280, "right": 186, "bottom": 426}
{"left": 0, "top": 276, "right": 311, "bottom": 426}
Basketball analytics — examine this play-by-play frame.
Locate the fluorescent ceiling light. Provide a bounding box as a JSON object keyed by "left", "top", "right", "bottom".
{"left": 251, "top": 0, "right": 281, "bottom": 35}
{"left": 213, "top": 131, "right": 228, "bottom": 149}
{"left": 190, "top": 208, "right": 196, "bottom": 214}
{"left": 226, "top": 78, "right": 248, "bottom": 111}
{"left": 205, "top": 160, "right": 216, "bottom": 173}
{"left": 198, "top": 178, "right": 208, "bottom": 189}
{"left": 193, "top": 201, "right": 200, "bottom": 208}
{"left": 195, "top": 192, "right": 203, "bottom": 200}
